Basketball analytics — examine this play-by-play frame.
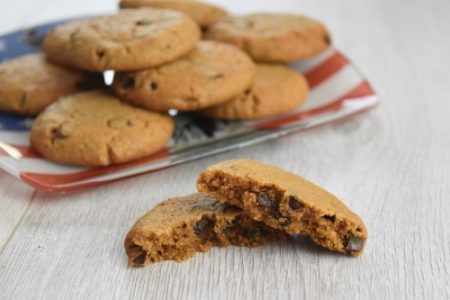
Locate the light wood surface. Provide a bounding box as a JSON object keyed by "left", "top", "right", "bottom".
{"left": 1, "top": 0, "right": 450, "bottom": 299}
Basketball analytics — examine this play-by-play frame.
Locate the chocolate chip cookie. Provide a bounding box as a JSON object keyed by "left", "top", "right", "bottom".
{"left": 43, "top": 9, "right": 200, "bottom": 71}
{"left": 0, "top": 54, "right": 99, "bottom": 116}
{"left": 200, "top": 64, "right": 309, "bottom": 120}
{"left": 119, "top": 0, "right": 229, "bottom": 28}
{"left": 113, "top": 41, "right": 255, "bottom": 112}
{"left": 125, "top": 193, "right": 286, "bottom": 267}
{"left": 197, "top": 159, "right": 368, "bottom": 256}
{"left": 30, "top": 91, "right": 174, "bottom": 167}
{"left": 204, "top": 13, "right": 331, "bottom": 62}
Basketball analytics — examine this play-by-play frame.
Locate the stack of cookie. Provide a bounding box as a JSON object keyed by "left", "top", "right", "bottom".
{"left": 125, "top": 159, "right": 368, "bottom": 267}
{"left": 0, "top": 1, "right": 331, "bottom": 167}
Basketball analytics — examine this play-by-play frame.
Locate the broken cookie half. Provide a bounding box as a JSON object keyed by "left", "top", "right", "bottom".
{"left": 125, "top": 193, "right": 287, "bottom": 267}
{"left": 197, "top": 159, "right": 368, "bottom": 256}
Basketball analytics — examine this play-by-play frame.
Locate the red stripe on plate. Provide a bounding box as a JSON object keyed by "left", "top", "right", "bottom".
{"left": 305, "top": 52, "right": 349, "bottom": 89}
{"left": 19, "top": 148, "right": 170, "bottom": 186}
{"left": 254, "top": 81, "right": 375, "bottom": 129}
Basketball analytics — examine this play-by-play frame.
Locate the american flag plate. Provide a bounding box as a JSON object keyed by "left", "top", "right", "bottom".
{"left": 0, "top": 18, "right": 378, "bottom": 192}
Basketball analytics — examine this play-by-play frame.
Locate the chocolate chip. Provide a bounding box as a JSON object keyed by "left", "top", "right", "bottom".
{"left": 232, "top": 215, "right": 243, "bottom": 225}
{"left": 257, "top": 192, "right": 273, "bottom": 207}
{"left": 273, "top": 209, "right": 282, "bottom": 220}
{"left": 323, "top": 215, "right": 336, "bottom": 223}
{"left": 108, "top": 117, "right": 133, "bottom": 129}
{"left": 133, "top": 252, "right": 147, "bottom": 266}
{"left": 209, "top": 73, "right": 224, "bottom": 80}
{"left": 96, "top": 48, "right": 106, "bottom": 59}
{"left": 20, "top": 93, "right": 27, "bottom": 108}
{"left": 120, "top": 76, "right": 135, "bottom": 89}
{"left": 288, "top": 196, "right": 303, "bottom": 211}
{"left": 224, "top": 226, "right": 236, "bottom": 235}
{"left": 346, "top": 236, "right": 363, "bottom": 253}
{"left": 181, "top": 97, "right": 199, "bottom": 103}
{"left": 52, "top": 126, "right": 69, "bottom": 139}
{"left": 149, "top": 81, "right": 158, "bottom": 91}
{"left": 281, "top": 218, "right": 292, "bottom": 227}
{"left": 324, "top": 34, "right": 332, "bottom": 45}
{"left": 246, "top": 228, "right": 260, "bottom": 241}
{"left": 136, "top": 20, "right": 153, "bottom": 26}
{"left": 193, "top": 217, "right": 214, "bottom": 236}
{"left": 70, "top": 29, "right": 79, "bottom": 43}
{"left": 129, "top": 244, "right": 143, "bottom": 251}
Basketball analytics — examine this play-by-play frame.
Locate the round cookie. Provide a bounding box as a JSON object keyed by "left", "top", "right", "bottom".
{"left": 113, "top": 41, "right": 256, "bottom": 112}
{"left": 30, "top": 91, "right": 174, "bottom": 167}
{"left": 201, "top": 64, "right": 308, "bottom": 120}
{"left": 0, "top": 54, "right": 99, "bottom": 116}
{"left": 43, "top": 9, "right": 201, "bottom": 72}
{"left": 119, "top": 0, "right": 229, "bottom": 28}
{"left": 204, "top": 13, "right": 331, "bottom": 62}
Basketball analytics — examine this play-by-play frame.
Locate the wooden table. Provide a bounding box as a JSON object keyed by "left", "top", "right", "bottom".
{"left": 1, "top": 0, "right": 449, "bottom": 299}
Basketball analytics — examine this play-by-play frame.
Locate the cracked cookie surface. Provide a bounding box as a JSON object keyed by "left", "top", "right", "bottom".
{"left": 120, "top": 0, "right": 229, "bottom": 28}
{"left": 204, "top": 13, "right": 331, "bottom": 62}
{"left": 43, "top": 9, "right": 200, "bottom": 71}
{"left": 0, "top": 54, "right": 99, "bottom": 116}
{"left": 197, "top": 159, "right": 368, "bottom": 256}
{"left": 30, "top": 91, "right": 174, "bottom": 166}
{"left": 200, "top": 64, "right": 309, "bottom": 120}
{"left": 113, "top": 41, "right": 255, "bottom": 112}
{"left": 125, "top": 193, "right": 286, "bottom": 267}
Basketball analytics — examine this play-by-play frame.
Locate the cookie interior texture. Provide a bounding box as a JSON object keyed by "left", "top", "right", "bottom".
{"left": 30, "top": 91, "right": 174, "bottom": 167}
{"left": 125, "top": 193, "right": 286, "bottom": 267}
{"left": 43, "top": 8, "right": 201, "bottom": 71}
{"left": 112, "top": 41, "right": 256, "bottom": 112}
{"left": 204, "top": 13, "right": 331, "bottom": 62}
{"left": 200, "top": 63, "right": 309, "bottom": 120}
{"left": 119, "top": 0, "right": 229, "bottom": 27}
{"left": 197, "top": 159, "right": 368, "bottom": 256}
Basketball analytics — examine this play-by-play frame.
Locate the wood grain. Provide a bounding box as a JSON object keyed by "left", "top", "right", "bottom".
{"left": 1, "top": 0, "right": 450, "bottom": 299}
{"left": 0, "top": 173, "right": 35, "bottom": 252}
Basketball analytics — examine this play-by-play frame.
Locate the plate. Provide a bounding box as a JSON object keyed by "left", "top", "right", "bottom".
{"left": 0, "top": 18, "right": 378, "bottom": 192}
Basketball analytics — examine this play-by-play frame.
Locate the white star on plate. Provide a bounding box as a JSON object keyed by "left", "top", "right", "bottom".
{"left": 19, "top": 118, "right": 34, "bottom": 129}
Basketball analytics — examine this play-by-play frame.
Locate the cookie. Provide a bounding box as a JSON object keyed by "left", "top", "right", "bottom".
{"left": 30, "top": 91, "right": 174, "bottom": 167}
{"left": 119, "top": 0, "right": 229, "bottom": 28}
{"left": 113, "top": 41, "right": 256, "bottom": 112}
{"left": 0, "top": 54, "right": 99, "bottom": 116}
{"left": 43, "top": 9, "right": 200, "bottom": 72}
{"left": 204, "top": 13, "right": 331, "bottom": 62}
{"left": 197, "top": 159, "right": 368, "bottom": 256}
{"left": 201, "top": 64, "right": 309, "bottom": 120}
{"left": 125, "top": 193, "right": 286, "bottom": 267}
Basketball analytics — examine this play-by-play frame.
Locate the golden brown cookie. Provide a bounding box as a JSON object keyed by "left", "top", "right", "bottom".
{"left": 204, "top": 13, "right": 331, "bottom": 62}
{"left": 119, "top": 0, "right": 229, "bottom": 28}
{"left": 113, "top": 41, "right": 256, "bottom": 112}
{"left": 30, "top": 91, "right": 174, "bottom": 167}
{"left": 0, "top": 54, "right": 99, "bottom": 116}
{"left": 197, "top": 159, "right": 368, "bottom": 256}
{"left": 125, "top": 193, "right": 286, "bottom": 267}
{"left": 43, "top": 9, "right": 200, "bottom": 72}
{"left": 200, "top": 64, "right": 309, "bottom": 120}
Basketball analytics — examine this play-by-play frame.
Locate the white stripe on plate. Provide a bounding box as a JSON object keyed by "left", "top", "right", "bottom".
{"left": 300, "top": 65, "right": 364, "bottom": 111}
{"left": 290, "top": 48, "right": 335, "bottom": 74}
{"left": 0, "top": 131, "right": 30, "bottom": 145}
{"left": 0, "top": 156, "right": 85, "bottom": 174}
